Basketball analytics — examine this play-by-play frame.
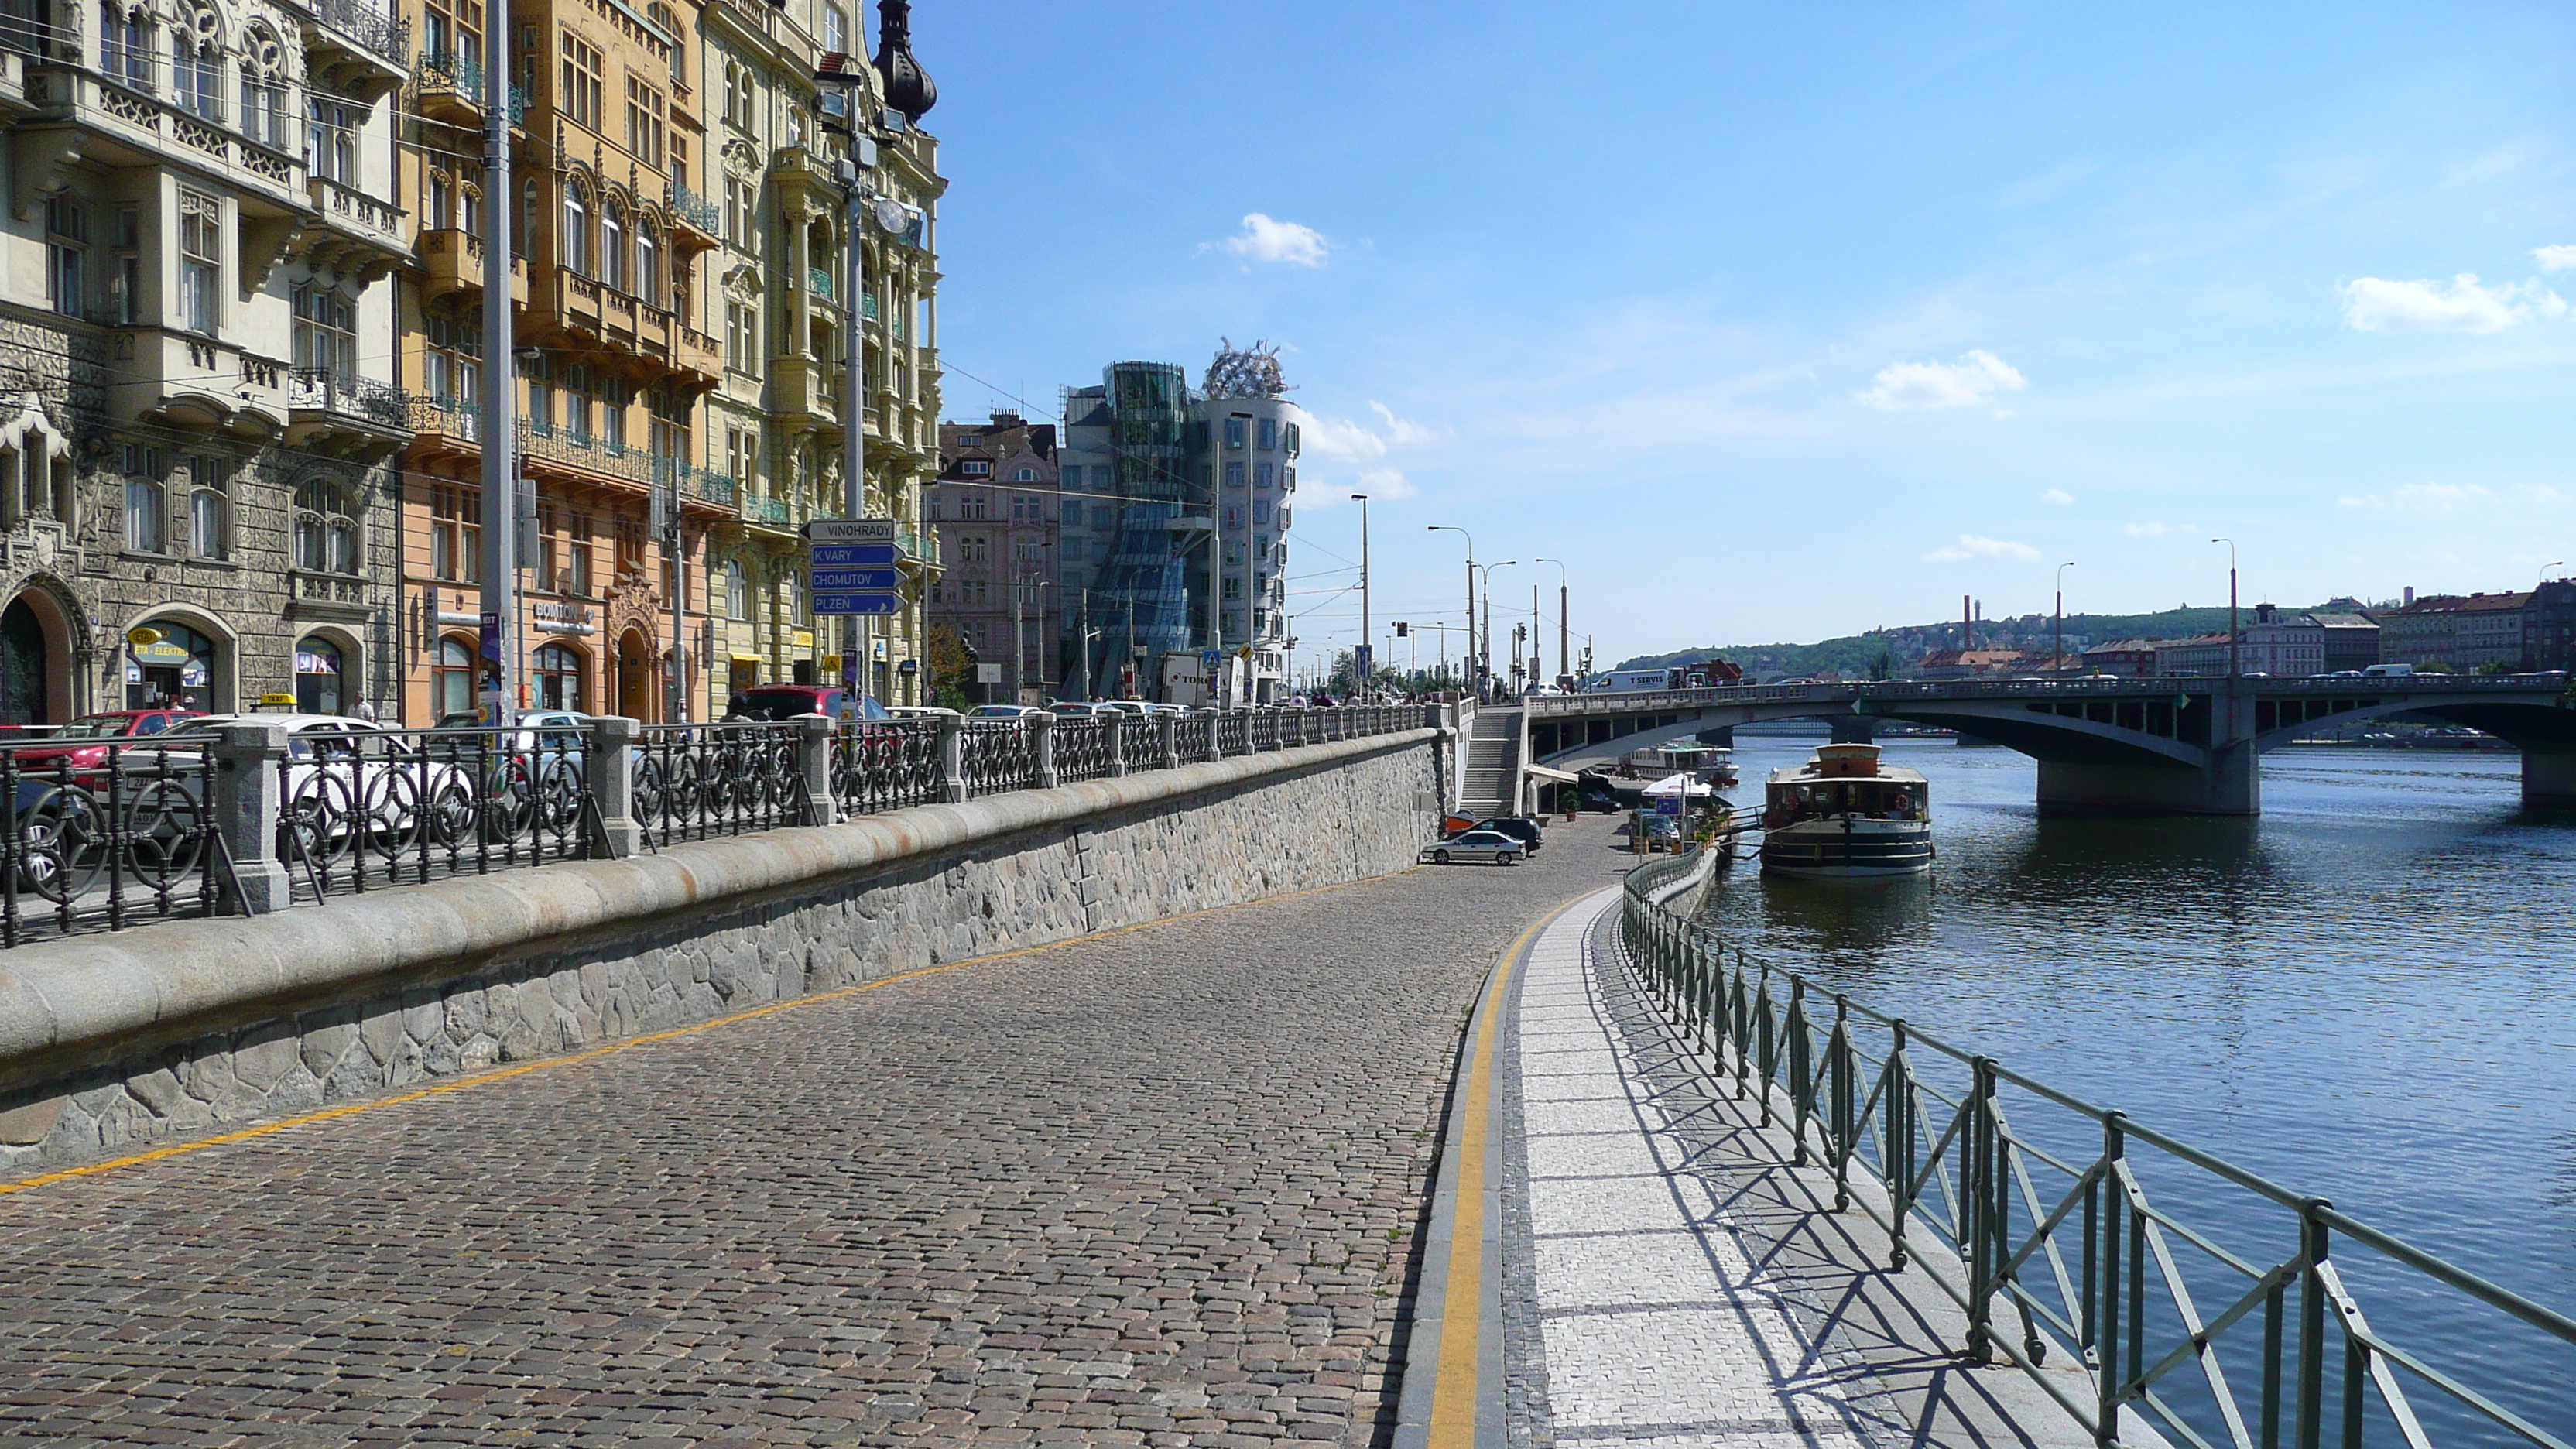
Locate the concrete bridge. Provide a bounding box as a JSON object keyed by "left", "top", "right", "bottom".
{"left": 1523, "top": 675, "right": 2576, "bottom": 814}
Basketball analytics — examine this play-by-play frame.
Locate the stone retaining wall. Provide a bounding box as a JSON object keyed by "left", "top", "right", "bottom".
{"left": 0, "top": 729, "right": 1447, "bottom": 1172}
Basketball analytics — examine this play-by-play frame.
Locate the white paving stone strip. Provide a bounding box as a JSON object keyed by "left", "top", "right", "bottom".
{"left": 1513, "top": 891, "right": 1869, "bottom": 1449}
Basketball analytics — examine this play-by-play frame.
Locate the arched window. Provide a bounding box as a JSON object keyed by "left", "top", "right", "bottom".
{"left": 434, "top": 634, "right": 475, "bottom": 720}
{"left": 601, "top": 201, "right": 625, "bottom": 291}
{"left": 240, "top": 30, "right": 290, "bottom": 148}
{"left": 293, "top": 478, "right": 359, "bottom": 574}
{"left": 724, "top": 559, "right": 747, "bottom": 620}
{"left": 294, "top": 635, "right": 343, "bottom": 714}
{"left": 101, "top": 2, "right": 151, "bottom": 90}
{"left": 635, "top": 224, "right": 661, "bottom": 306}
{"left": 190, "top": 479, "right": 226, "bottom": 560}
{"left": 533, "top": 642, "right": 584, "bottom": 711}
{"left": 428, "top": 170, "right": 452, "bottom": 230}
{"left": 170, "top": 9, "right": 220, "bottom": 118}
{"left": 561, "top": 181, "right": 590, "bottom": 275}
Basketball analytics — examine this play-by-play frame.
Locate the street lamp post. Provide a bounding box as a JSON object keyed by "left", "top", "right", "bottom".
{"left": 1535, "top": 557, "right": 1569, "bottom": 686}
{"left": 1482, "top": 560, "right": 1519, "bottom": 701}
{"left": 1428, "top": 525, "right": 1474, "bottom": 697}
{"left": 2211, "top": 538, "right": 2238, "bottom": 680}
{"left": 1351, "top": 494, "right": 1370, "bottom": 703}
{"left": 2542, "top": 561, "right": 2564, "bottom": 587}
{"left": 2054, "top": 560, "right": 2075, "bottom": 675}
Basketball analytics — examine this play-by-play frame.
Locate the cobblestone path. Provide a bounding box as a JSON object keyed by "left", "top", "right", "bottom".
{"left": 0, "top": 817, "right": 1632, "bottom": 1448}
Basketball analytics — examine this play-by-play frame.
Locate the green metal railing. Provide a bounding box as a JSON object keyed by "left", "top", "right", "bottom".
{"left": 808, "top": 266, "right": 834, "bottom": 300}
{"left": 1618, "top": 856, "right": 2576, "bottom": 1449}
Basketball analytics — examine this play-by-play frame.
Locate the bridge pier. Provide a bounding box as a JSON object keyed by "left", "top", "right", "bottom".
{"left": 1827, "top": 717, "right": 1873, "bottom": 745}
{"left": 2525, "top": 748, "right": 2576, "bottom": 810}
{"left": 1693, "top": 726, "right": 1735, "bottom": 748}
{"left": 2035, "top": 748, "right": 2259, "bottom": 817}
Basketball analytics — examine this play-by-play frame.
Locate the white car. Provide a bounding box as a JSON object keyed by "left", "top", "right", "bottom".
{"left": 971, "top": 704, "right": 1043, "bottom": 720}
{"left": 1420, "top": 829, "right": 1523, "bottom": 866}
{"left": 146, "top": 714, "right": 485, "bottom": 859}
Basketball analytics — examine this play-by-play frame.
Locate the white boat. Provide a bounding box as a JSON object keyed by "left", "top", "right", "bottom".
{"left": 1616, "top": 742, "right": 1738, "bottom": 788}
{"left": 1759, "top": 743, "right": 1931, "bottom": 879}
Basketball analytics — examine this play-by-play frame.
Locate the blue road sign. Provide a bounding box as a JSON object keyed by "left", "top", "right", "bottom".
{"left": 809, "top": 543, "right": 899, "bottom": 567}
{"left": 810, "top": 568, "right": 900, "bottom": 590}
{"left": 814, "top": 592, "right": 903, "bottom": 615}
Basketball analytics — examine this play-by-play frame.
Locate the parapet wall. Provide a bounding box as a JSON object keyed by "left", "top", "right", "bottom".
{"left": 0, "top": 729, "right": 1447, "bottom": 1172}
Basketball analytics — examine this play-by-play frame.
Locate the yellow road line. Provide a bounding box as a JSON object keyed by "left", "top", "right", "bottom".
{"left": 0, "top": 867, "right": 1421, "bottom": 1198}
{"left": 1427, "top": 890, "right": 1589, "bottom": 1449}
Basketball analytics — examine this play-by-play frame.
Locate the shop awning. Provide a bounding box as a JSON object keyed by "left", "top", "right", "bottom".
{"left": 1523, "top": 764, "right": 1581, "bottom": 784}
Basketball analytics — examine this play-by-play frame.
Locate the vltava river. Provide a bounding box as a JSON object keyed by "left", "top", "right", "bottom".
{"left": 1690, "top": 728, "right": 2575, "bottom": 1436}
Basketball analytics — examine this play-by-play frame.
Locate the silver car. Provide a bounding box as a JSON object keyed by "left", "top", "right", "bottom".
{"left": 1421, "top": 828, "right": 1523, "bottom": 866}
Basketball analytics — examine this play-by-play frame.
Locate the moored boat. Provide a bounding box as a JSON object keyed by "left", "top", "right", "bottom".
{"left": 1758, "top": 742, "right": 1931, "bottom": 879}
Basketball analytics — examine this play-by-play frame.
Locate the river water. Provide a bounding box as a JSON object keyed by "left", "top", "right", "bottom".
{"left": 1687, "top": 728, "right": 2576, "bottom": 1438}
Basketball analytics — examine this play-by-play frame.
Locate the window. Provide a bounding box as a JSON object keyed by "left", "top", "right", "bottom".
{"left": 124, "top": 476, "right": 163, "bottom": 552}
{"left": 601, "top": 202, "right": 625, "bottom": 291}
{"left": 1253, "top": 498, "right": 1273, "bottom": 525}
{"left": 1224, "top": 461, "right": 1245, "bottom": 490}
{"left": 424, "top": 310, "right": 481, "bottom": 400}
{"left": 724, "top": 560, "right": 748, "bottom": 620}
{"left": 432, "top": 485, "right": 479, "bottom": 581}
{"left": 959, "top": 460, "right": 990, "bottom": 478}
{"left": 435, "top": 635, "right": 475, "bottom": 718}
{"left": 724, "top": 175, "right": 755, "bottom": 248}
{"left": 189, "top": 467, "right": 228, "bottom": 560}
{"left": 307, "top": 97, "right": 358, "bottom": 183}
{"left": 241, "top": 31, "right": 292, "bottom": 147}
{"left": 292, "top": 284, "right": 358, "bottom": 378}
{"left": 1061, "top": 498, "right": 1081, "bottom": 524}
{"left": 822, "top": 4, "right": 845, "bottom": 53}
{"left": 171, "top": 11, "right": 218, "bottom": 119}
{"left": 1093, "top": 505, "right": 1112, "bottom": 530}
{"left": 721, "top": 60, "right": 750, "bottom": 131}
{"left": 564, "top": 516, "right": 591, "bottom": 595}
{"left": 101, "top": 2, "right": 149, "bottom": 90}
{"left": 559, "top": 32, "right": 603, "bottom": 128}
{"left": 1283, "top": 422, "right": 1300, "bottom": 457}
{"left": 178, "top": 191, "right": 219, "bottom": 334}
{"left": 1225, "top": 416, "right": 1247, "bottom": 450}
{"left": 294, "top": 635, "right": 343, "bottom": 714}
{"left": 960, "top": 535, "right": 988, "bottom": 564}
{"left": 625, "top": 76, "right": 665, "bottom": 168}
{"left": 1014, "top": 468, "right": 1036, "bottom": 482}
{"left": 533, "top": 643, "right": 583, "bottom": 711}
{"left": 1255, "top": 461, "right": 1275, "bottom": 489}
{"left": 1283, "top": 464, "right": 1296, "bottom": 493}
{"left": 111, "top": 207, "right": 139, "bottom": 325}
{"left": 724, "top": 300, "right": 754, "bottom": 369}
{"left": 561, "top": 180, "right": 590, "bottom": 274}
{"left": 961, "top": 492, "right": 988, "bottom": 519}
{"left": 635, "top": 225, "right": 661, "bottom": 305}
{"left": 293, "top": 479, "right": 360, "bottom": 574}
{"left": 44, "top": 197, "right": 84, "bottom": 318}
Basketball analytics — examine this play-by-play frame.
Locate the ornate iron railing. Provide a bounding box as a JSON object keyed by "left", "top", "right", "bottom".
{"left": 1175, "top": 714, "right": 1215, "bottom": 762}
{"left": 0, "top": 738, "right": 218, "bottom": 944}
{"left": 959, "top": 722, "right": 1036, "bottom": 796}
{"left": 288, "top": 368, "right": 412, "bottom": 430}
{"left": 831, "top": 719, "right": 940, "bottom": 817}
{"left": 1118, "top": 716, "right": 1159, "bottom": 769}
{"left": 1053, "top": 718, "right": 1113, "bottom": 783}
{"left": 279, "top": 725, "right": 591, "bottom": 899}
{"left": 667, "top": 180, "right": 720, "bottom": 235}
{"left": 633, "top": 721, "right": 809, "bottom": 844}
{"left": 1618, "top": 857, "right": 2576, "bottom": 1449}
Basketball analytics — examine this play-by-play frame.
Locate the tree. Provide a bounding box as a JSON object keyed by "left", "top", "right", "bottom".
{"left": 927, "top": 622, "right": 975, "bottom": 711}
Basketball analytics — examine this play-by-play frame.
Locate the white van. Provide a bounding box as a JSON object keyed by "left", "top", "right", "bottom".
{"left": 2361, "top": 663, "right": 2414, "bottom": 678}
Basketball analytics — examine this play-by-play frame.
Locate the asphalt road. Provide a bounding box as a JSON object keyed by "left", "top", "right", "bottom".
{"left": 0, "top": 814, "right": 1639, "bottom": 1447}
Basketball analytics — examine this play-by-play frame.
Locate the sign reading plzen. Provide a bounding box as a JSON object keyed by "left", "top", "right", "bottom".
{"left": 814, "top": 592, "right": 903, "bottom": 615}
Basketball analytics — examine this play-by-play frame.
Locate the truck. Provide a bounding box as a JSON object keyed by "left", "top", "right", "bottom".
{"left": 1581, "top": 659, "right": 1745, "bottom": 693}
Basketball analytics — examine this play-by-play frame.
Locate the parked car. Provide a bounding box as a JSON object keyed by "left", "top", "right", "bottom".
{"left": 137, "top": 714, "right": 480, "bottom": 858}
{"left": 1048, "top": 701, "right": 1111, "bottom": 718}
{"left": 5, "top": 709, "right": 199, "bottom": 778}
{"left": 1095, "top": 701, "right": 1156, "bottom": 719}
{"left": 1421, "top": 829, "right": 1523, "bottom": 866}
{"left": 1448, "top": 815, "right": 1545, "bottom": 852}
{"left": 2362, "top": 663, "right": 2415, "bottom": 678}
{"left": 971, "top": 704, "right": 1043, "bottom": 720}
{"left": 886, "top": 704, "right": 961, "bottom": 721}
{"left": 728, "top": 685, "right": 892, "bottom": 722}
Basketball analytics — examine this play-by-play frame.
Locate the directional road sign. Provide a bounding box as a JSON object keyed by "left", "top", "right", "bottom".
{"left": 804, "top": 518, "right": 898, "bottom": 542}
{"left": 808, "top": 543, "right": 899, "bottom": 567}
{"left": 814, "top": 592, "right": 904, "bottom": 616}
{"left": 811, "top": 568, "right": 900, "bottom": 591}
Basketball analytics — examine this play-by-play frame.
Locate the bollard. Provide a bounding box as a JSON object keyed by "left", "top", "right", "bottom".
{"left": 207, "top": 720, "right": 293, "bottom": 913}
{"left": 790, "top": 714, "right": 836, "bottom": 824}
{"left": 937, "top": 713, "right": 968, "bottom": 803}
{"left": 585, "top": 715, "right": 647, "bottom": 855}
{"left": 1030, "top": 710, "right": 1058, "bottom": 789}
{"left": 1157, "top": 713, "right": 1181, "bottom": 771}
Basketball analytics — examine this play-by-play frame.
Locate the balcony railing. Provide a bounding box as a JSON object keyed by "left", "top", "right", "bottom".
{"left": 808, "top": 266, "right": 834, "bottom": 300}
{"left": 667, "top": 180, "right": 720, "bottom": 235}
{"left": 522, "top": 417, "right": 653, "bottom": 486}
{"left": 653, "top": 454, "right": 737, "bottom": 509}
{"left": 410, "top": 392, "right": 479, "bottom": 441}
{"left": 744, "top": 494, "right": 793, "bottom": 529}
{"left": 283, "top": 0, "right": 409, "bottom": 64}
{"left": 288, "top": 368, "right": 412, "bottom": 430}
{"left": 413, "top": 48, "right": 527, "bottom": 120}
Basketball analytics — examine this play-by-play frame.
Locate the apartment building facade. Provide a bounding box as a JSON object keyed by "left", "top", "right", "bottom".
{"left": 0, "top": 0, "right": 413, "bottom": 722}
{"left": 927, "top": 411, "right": 1055, "bottom": 703}
{"left": 2379, "top": 591, "right": 2533, "bottom": 673}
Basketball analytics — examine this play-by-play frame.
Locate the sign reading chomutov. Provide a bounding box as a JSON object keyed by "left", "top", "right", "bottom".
{"left": 810, "top": 569, "right": 900, "bottom": 591}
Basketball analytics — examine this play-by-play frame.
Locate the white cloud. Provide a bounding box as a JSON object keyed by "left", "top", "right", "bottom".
{"left": 1368, "top": 402, "right": 1435, "bottom": 447}
{"left": 1858, "top": 350, "right": 2027, "bottom": 410}
{"left": 1301, "top": 415, "right": 1389, "bottom": 465}
{"left": 2339, "top": 273, "right": 2566, "bottom": 332}
{"left": 1357, "top": 468, "right": 1417, "bottom": 500}
{"left": 2337, "top": 483, "right": 2496, "bottom": 511}
{"left": 1222, "top": 213, "right": 1331, "bottom": 268}
{"left": 2040, "top": 488, "right": 2074, "bottom": 505}
{"left": 2536, "top": 245, "right": 2576, "bottom": 273}
{"left": 1923, "top": 534, "right": 2042, "bottom": 564}
{"left": 2123, "top": 522, "right": 2187, "bottom": 537}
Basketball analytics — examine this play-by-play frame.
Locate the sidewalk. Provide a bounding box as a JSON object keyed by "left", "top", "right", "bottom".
{"left": 1490, "top": 886, "right": 2095, "bottom": 1449}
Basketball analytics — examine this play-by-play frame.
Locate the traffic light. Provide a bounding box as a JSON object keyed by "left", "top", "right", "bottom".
{"left": 1394, "top": 622, "right": 1409, "bottom": 638}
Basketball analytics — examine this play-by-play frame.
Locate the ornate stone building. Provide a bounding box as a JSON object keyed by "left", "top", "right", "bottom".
{"left": 699, "top": 0, "right": 942, "bottom": 705}
{"left": 927, "top": 410, "right": 1055, "bottom": 704}
{"left": 0, "top": 0, "right": 412, "bottom": 721}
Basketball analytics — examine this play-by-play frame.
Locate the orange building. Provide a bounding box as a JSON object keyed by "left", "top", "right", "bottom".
{"left": 392, "top": 0, "right": 727, "bottom": 722}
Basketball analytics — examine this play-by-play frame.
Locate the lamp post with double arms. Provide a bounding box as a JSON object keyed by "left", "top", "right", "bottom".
{"left": 2054, "top": 560, "right": 2075, "bottom": 675}
{"left": 1428, "top": 525, "right": 1474, "bottom": 697}
{"left": 2211, "top": 538, "right": 2238, "bottom": 680}
{"left": 1535, "top": 557, "right": 1569, "bottom": 687}
{"left": 1481, "top": 560, "right": 1519, "bottom": 701}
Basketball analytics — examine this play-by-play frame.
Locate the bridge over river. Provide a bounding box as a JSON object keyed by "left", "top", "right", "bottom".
{"left": 1521, "top": 674, "right": 2576, "bottom": 814}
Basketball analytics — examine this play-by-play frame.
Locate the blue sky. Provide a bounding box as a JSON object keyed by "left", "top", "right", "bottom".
{"left": 913, "top": 1, "right": 2576, "bottom": 669}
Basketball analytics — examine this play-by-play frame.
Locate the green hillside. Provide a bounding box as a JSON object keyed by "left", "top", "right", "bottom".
{"left": 1616, "top": 604, "right": 2313, "bottom": 679}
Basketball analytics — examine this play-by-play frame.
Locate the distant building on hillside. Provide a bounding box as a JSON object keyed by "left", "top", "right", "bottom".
{"left": 2153, "top": 634, "right": 2235, "bottom": 677}
{"left": 2379, "top": 591, "right": 2532, "bottom": 672}
{"left": 2081, "top": 640, "right": 2168, "bottom": 677}
{"left": 1913, "top": 649, "right": 2027, "bottom": 680}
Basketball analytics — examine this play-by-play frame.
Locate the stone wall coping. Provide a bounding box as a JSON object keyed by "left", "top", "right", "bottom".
{"left": 0, "top": 728, "right": 1444, "bottom": 1096}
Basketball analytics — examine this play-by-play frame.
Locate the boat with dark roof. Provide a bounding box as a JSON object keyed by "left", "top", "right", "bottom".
{"left": 1758, "top": 743, "right": 1933, "bottom": 879}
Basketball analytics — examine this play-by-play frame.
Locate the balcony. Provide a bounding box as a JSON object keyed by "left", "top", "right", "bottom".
{"left": 807, "top": 266, "right": 834, "bottom": 300}
{"left": 409, "top": 392, "right": 481, "bottom": 448}
{"left": 411, "top": 49, "right": 525, "bottom": 125}
{"left": 653, "top": 455, "right": 737, "bottom": 513}
{"left": 768, "top": 356, "right": 838, "bottom": 436}
{"left": 418, "top": 228, "right": 528, "bottom": 307}
{"left": 281, "top": 0, "right": 410, "bottom": 100}
{"left": 296, "top": 174, "right": 406, "bottom": 281}
{"left": 666, "top": 180, "right": 719, "bottom": 250}
{"left": 21, "top": 68, "right": 307, "bottom": 216}
{"left": 286, "top": 367, "right": 413, "bottom": 456}
{"left": 676, "top": 324, "right": 721, "bottom": 383}
{"left": 521, "top": 417, "right": 653, "bottom": 489}
{"left": 742, "top": 493, "right": 795, "bottom": 534}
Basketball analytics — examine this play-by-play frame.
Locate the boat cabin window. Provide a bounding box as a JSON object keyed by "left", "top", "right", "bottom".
{"left": 1769, "top": 778, "right": 1927, "bottom": 821}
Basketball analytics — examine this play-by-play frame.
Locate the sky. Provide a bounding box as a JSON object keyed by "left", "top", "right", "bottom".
{"left": 906, "top": 0, "right": 2576, "bottom": 670}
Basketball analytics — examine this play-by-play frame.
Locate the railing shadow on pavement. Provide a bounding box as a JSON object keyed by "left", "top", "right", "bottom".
{"left": 1618, "top": 851, "right": 2576, "bottom": 1449}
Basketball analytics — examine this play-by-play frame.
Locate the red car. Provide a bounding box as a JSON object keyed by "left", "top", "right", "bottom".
{"left": 6, "top": 710, "right": 200, "bottom": 777}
